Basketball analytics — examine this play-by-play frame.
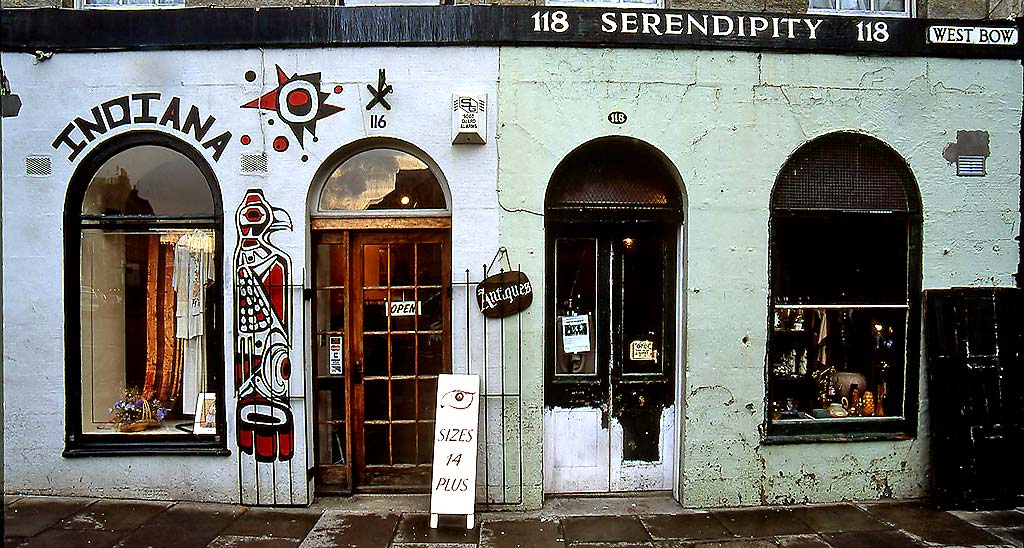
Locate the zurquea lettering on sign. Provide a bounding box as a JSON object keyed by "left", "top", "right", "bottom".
{"left": 52, "top": 93, "right": 232, "bottom": 162}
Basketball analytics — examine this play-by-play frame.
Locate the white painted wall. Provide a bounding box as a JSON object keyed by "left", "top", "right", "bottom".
{"left": 1, "top": 47, "right": 499, "bottom": 504}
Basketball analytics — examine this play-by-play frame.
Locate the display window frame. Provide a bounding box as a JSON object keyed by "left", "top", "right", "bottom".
{"left": 63, "top": 131, "right": 228, "bottom": 457}
{"left": 762, "top": 131, "right": 923, "bottom": 444}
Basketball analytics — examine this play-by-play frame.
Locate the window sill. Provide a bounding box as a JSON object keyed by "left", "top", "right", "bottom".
{"left": 762, "top": 431, "right": 914, "bottom": 445}
{"left": 762, "top": 416, "right": 917, "bottom": 445}
{"left": 64, "top": 441, "right": 230, "bottom": 458}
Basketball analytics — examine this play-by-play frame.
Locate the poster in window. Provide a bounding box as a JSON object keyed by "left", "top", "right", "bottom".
{"left": 329, "top": 335, "right": 343, "bottom": 375}
{"left": 561, "top": 314, "right": 591, "bottom": 353}
{"left": 193, "top": 392, "right": 217, "bottom": 435}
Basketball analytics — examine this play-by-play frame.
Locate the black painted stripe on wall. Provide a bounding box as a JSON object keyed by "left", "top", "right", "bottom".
{"left": 0, "top": 6, "right": 1021, "bottom": 59}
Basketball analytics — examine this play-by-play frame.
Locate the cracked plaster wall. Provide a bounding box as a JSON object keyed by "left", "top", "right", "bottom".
{"left": 496, "top": 47, "right": 1022, "bottom": 507}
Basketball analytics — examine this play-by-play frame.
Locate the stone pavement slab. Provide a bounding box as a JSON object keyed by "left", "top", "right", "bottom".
{"left": 10, "top": 527, "right": 127, "bottom": 548}
{"left": 114, "top": 503, "right": 248, "bottom": 548}
{"left": 823, "top": 529, "right": 926, "bottom": 548}
{"left": 641, "top": 512, "right": 733, "bottom": 541}
{"left": 774, "top": 535, "right": 832, "bottom": 548}
{"left": 683, "top": 540, "right": 777, "bottom": 548}
{"left": 561, "top": 515, "right": 651, "bottom": 544}
{"left": 221, "top": 508, "right": 322, "bottom": 539}
{"left": 58, "top": 499, "right": 172, "bottom": 532}
{"left": 990, "top": 527, "right": 1024, "bottom": 547}
{"left": 298, "top": 513, "right": 400, "bottom": 548}
{"left": 863, "top": 502, "right": 972, "bottom": 531}
{"left": 712, "top": 508, "right": 813, "bottom": 538}
{"left": 4, "top": 496, "right": 95, "bottom": 537}
{"left": 392, "top": 513, "right": 480, "bottom": 546}
{"left": 208, "top": 535, "right": 301, "bottom": 548}
{"left": 787, "top": 504, "right": 890, "bottom": 533}
{"left": 478, "top": 518, "right": 564, "bottom": 548}
{"left": 951, "top": 510, "right": 1024, "bottom": 529}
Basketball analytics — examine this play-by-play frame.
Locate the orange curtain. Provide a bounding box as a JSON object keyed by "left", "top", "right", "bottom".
{"left": 143, "top": 238, "right": 181, "bottom": 407}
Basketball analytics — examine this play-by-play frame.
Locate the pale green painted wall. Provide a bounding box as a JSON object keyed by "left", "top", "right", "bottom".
{"left": 496, "top": 47, "right": 1022, "bottom": 508}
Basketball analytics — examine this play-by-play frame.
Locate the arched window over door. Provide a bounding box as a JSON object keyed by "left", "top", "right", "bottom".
{"left": 765, "top": 131, "right": 922, "bottom": 442}
{"left": 64, "top": 132, "right": 225, "bottom": 456}
{"left": 544, "top": 136, "right": 684, "bottom": 494}
{"left": 308, "top": 138, "right": 452, "bottom": 494}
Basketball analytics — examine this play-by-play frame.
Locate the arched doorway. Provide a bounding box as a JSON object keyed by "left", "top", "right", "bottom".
{"left": 543, "top": 137, "right": 685, "bottom": 493}
{"left": 308, "top": 139, "right": 452, "bottom": 494}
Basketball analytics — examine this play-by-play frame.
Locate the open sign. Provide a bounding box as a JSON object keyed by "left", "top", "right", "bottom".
{"left": 389, "top": 300, "right": 421, "bottom": 317}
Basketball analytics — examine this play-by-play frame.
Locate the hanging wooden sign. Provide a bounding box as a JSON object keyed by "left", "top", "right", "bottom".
{"left": 476, "top": 270, "right": 533, "bottom": 318}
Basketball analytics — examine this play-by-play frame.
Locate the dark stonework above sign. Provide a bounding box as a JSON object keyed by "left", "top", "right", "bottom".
{"left": 1, "top": 6, "right": 1020, "bottom": 59}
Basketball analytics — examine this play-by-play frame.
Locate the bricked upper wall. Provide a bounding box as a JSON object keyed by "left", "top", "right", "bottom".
{"left": 3, "top": 0, "right": 1021, "bottom": 19}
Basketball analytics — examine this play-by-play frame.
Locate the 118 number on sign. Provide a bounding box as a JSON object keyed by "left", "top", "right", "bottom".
{"left": 532, "top": 11, "right": 570, "bottom": 33}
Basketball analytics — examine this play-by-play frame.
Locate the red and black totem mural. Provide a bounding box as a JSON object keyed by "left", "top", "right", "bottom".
{"left": 234, "top": 189, "right": 295, "bottom": 464}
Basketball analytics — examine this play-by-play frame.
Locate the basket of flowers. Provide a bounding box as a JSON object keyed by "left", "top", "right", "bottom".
{"left": 109, "top": 388, "right": 169, "bottom": 432}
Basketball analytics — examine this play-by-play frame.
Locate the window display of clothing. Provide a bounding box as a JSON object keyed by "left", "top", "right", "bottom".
{"left": 174, "top": 229, "right": 216, "bottom": 413}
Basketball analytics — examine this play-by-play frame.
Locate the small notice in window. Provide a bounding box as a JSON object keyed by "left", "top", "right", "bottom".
{"left": 389, "top": 300, "right": 421, "bottom": 316}
{"left": 561, "top": 315, "right": 591, "bottom": 353}
{"left": 329, "top": 336, "right": 343, "bottom": 375}
{"left": 629, "top": 340, "right": 656, "bottom": 361}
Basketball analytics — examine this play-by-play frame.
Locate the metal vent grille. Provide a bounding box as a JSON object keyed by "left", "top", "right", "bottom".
{"left": 772, "top": 133, "right": 918, "bottom": 212}
{"left": 956, "top": 155, "right": 986, "bottom": 177}
{"left": 546, "top": 137, "right": 682, "bottom": 213}
{"left": 240, "top": 153, "right": 268, "bottom": 174}
{"left": 25, "top": 155, "right": 52, "bottom": 177}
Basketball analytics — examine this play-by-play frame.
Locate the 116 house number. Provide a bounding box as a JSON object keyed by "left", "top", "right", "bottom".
{"left": 532, "top": 11, "right": 570, "bottom": 33}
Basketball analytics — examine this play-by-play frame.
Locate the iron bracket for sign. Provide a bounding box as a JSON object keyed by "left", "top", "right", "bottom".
{"left": 485, "top": 246, "right": 513, "bottom": 276}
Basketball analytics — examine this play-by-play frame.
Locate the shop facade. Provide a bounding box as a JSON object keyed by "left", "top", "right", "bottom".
{"left": 1, "top": 7, "right": 1021, "bottom": 509}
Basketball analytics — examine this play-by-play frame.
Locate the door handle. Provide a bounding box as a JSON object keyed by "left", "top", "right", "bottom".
{"left": 353, "top": 361, "right": 363, "bottom": 384}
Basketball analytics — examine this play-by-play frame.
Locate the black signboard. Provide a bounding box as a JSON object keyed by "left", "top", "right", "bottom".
{"left": 476, "top": 271, "right": 533, "bottom": 319}
{"left": 0, "top": 6, "right": 1019, "bottom": 60}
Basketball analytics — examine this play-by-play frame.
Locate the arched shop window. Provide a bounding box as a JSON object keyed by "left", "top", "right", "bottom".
{"left": 64, "top": 132, "right": 226, "bottom": 455}
{"left": 316, "top": 143, "right": 449, "bottom": 214}
{"left": 766, "top": 132, "right": 922, "bottom": 442}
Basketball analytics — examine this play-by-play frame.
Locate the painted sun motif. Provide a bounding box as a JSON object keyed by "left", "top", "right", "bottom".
{"left": 241, "top": 65, "right": 343, "bottom": 149}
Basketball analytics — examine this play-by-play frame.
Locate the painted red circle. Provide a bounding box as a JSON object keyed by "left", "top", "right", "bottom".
{"left": 273, "top": 136, "right": 289, "bottom": 152}
{"left": 334, "top": 85, "right": 343, "bottom": 94}
{"left": 240, "top": 134, "right": 252, "bottom": 145}
{"left": 287, "top": 89, "right": 310, "bottom": 107}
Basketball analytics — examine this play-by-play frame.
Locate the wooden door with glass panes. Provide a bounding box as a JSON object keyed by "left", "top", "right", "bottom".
{"left": 544, "top": 223, "right": 676, "bottom": 493}
{"left": 312, "top": 230, "right": 450, "bottom": 494}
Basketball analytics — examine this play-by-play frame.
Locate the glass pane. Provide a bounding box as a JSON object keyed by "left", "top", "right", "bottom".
{"left": 554, "top": 238, "right": 598, "bottom": 376}
{"left": 418, "top": 377, "right": 438, "bottom": 417}
{"left": 363, "top": 334, "right": 388, "bottom": 378}
{"left": 389, "top": 289, "right": 417, "bottom": 332}
{"left": 874, "top": 0, "right": 905, "bottom": 10}
{"left": 319, "top": 148, "right": 446, "bottom": 211}
{"left": 82, "top": 146, "right": 214, "bottom": 217}
{"left": 316, "top": 290, "right": 345, "bottom": 335}
{"left": 392, "top": 335, "right": 416, "bottom": 377}
{"left": 419, "top": 334, "right": 443, "bottom": 375}
{"left": 392, "top": 379, "right": 417, "bottom": 420}
{"left": 393, "top": 424, "right": 417, "bottom": 464}
{"left": 363, "top": 380, "right": 389, "bottom": 421}
{"left": 389, "top": 244, "right": 415, "bottom": 287}
{"left": 768, "top": 307, "right": 906, "bottom": 422}
{"left": 417, "top": 243, "right": 442, "bottom": 285}
{"left": 771, "top": 214, "right": 908, "bottom": 305}
{"left": 619, "top": 236, "right": 665, "bottom": 375}
{"left": 809, "top": 0, "right": 836, "bottom": 7}
{"left": 317, "top": 385, "right": 346, "bottom": 465}
{"left": 362, "top": 245, "right": 387, "bottom": 287}
{"left": 363, "top": 299, "right": 387, "bottom": 333}
{"left": 418, "top": 425, "right": 434, "bottom": 465}
{"left": 420, "top": 289, "right": 443, "bottom": 332}
{"left": 364, "top": 424, "right": 390, "bottom": 465}
{"left": 80, "top": 228, "right": 217, "bottom": 435}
